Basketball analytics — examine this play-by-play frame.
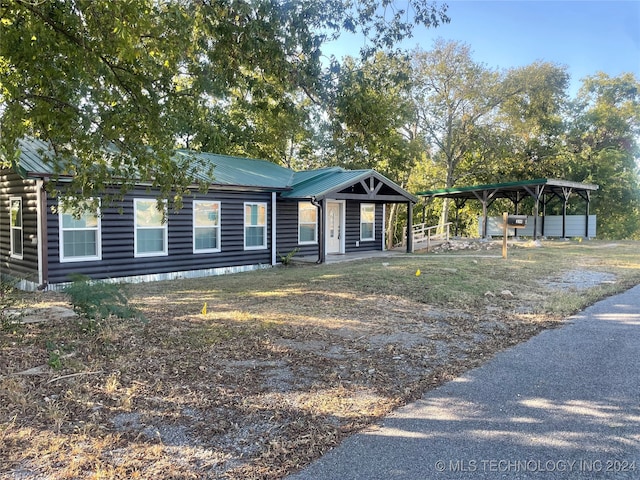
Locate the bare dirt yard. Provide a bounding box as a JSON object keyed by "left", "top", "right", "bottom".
{"left": 1, "top": 240, "right": 639, "bottom": 479}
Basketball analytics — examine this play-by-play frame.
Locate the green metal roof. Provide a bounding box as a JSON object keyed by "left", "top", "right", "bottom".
{"left": 283, "top": 167, "right": 418, "bottom": 202}
{"left": 8, "top": 138, "right": 418, "bottom": 203}
{"left": 174, "top": 150, "right": 293, "bottom": 190}
{"left": 285, "top": 168, "right": 368, "bottom": 198}
{"left": 12, "top": 138, "right": 58, "bottom": 176}
{"left": 9, "top": 140, "right": 294, "bottom": 190}
{"left": 418, "top": 178, "right": 599, "bottom": 199}
{"left": 8, "top": 138, "right": 417, "bottom": 202}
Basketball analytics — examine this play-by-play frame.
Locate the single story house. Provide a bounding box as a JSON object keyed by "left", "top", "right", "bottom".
{"left": 1, "top": 138, "right": 417, "bottom": 290}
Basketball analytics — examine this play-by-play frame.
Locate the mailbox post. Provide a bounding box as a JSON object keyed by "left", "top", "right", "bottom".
{"left": 502, "top": 213, "right": 528, "bottom": 259}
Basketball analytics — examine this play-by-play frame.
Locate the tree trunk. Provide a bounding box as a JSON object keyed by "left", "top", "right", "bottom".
{"left": 386, "top": 203, "right": 399, "bottom": 250}
{"left": 439, "top": 160, "right": 455, "bottom": 232}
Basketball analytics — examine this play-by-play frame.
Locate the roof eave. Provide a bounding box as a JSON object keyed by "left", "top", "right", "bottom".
{"left": 292, "top": 170, "right": 417, "bottom": 203}
{"left": 418, "top": 178, "right": 600, "bottom": 197}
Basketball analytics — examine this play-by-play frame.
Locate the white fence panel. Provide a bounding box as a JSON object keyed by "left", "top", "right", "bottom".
{"left": 479, "top": 215, "right": 597, "bottom": 238}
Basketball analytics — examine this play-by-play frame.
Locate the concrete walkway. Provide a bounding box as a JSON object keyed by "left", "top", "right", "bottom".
{"left": 293, "top": 250, "right": 407, "bottom": 265}
{"left": 288, "top": 284, "right": 640, "bottom": 479}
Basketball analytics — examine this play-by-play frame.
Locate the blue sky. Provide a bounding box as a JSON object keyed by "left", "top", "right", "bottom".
{"left": 325, "top": 1, "right": 640, "bottom": 97}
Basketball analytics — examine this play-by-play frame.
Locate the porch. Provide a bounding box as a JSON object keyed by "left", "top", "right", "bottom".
{"left": 292, "top": 249, "right": 409, "bottom": 265}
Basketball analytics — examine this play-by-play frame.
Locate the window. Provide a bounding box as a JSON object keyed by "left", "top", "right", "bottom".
{"left": 360, "top": 203, "right": 375, "bottom": 241}
{"left": 244, "top": 202, "right": 267, "bottom": 249}
{"left": 193, "top": 200, "right": 220, "bottom": 253}
{"left": 134, "top": 199, "right": 168, "bottom": 257}
{"left": 298, "top": 202, "right": 318, "bottom": 244}
{"left": 59, "top": 200, "right": 101, "bottom": 262}
{"left": 9, "top": 197, "right": 23, "bottom": 258}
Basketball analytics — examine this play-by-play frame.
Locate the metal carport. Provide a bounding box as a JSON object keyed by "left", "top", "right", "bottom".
{"left": 417, "top": 178, "right": 599, "bottom": 239}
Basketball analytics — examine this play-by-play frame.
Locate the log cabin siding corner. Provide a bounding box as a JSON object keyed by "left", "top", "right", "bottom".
{"left": 0, "top": 171, "right": 41, "bottom": 286}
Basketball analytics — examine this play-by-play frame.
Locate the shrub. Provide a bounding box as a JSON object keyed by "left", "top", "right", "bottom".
{"left": 278, "top": 248, "right": 300, "bottom": 266}
{"left": 64, "top": 274, "right": 144, "bottom": 329}
{"left": 0, "top": 279, "right": 22, "bottom": 332}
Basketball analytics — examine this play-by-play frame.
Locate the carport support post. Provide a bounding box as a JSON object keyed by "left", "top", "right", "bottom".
{"left": 502, "top": 212, "right": 508, "bottom": 259}
{"left": 561, "top": 187, "right": 572, "bottom": 239}
{"left": 541, "top": 196, "right": 547, "bottom": 237}
{"left": 533, "top": 187, "right": 540, "bottom": 240}
{"left": 454, "top": 198, "right": 467, "bottom": 237}
{"left": 524, "top": 185, "right": 543, "bottom": 240}
{"left": 512, "top": 192, "right": 522, "bottom": 239}
{"left": 482, "top": 197, "right": 489, "bottom": 238}
{"left": 471, "top": 190, "right": 497, "bottom": 239}
{"left": 585, "top": 191, "right": 591, "bottom": 238}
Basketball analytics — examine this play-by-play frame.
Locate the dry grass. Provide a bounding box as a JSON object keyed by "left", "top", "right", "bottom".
{"left": 1, "top": 240, "right": 639, "bottom": 479}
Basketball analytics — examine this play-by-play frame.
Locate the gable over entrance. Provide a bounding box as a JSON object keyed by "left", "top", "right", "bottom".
{"left": 418, "top": 179, "right": 599, "bottom": 239}
{"left": 283, "top": 168, "right": 418, "bottom": 262}
{"left": 283, "top": 167, "right": 418, "bottom": 203}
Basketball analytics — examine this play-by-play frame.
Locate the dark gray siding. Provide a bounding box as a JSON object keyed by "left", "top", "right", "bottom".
{"left": 0, "top": 171, "right": 40, "bottom": 284}
{"left": 344, "top": 201, "right": 383, "bottom": 253}
{"left": 276, "top": 200, "right": 319, "bottom": 259}
{"left": 46, "top": 188, "right": 273, "bottom": 284}
{"left": 277, "top": 199, "right": 384, "bottom": 257}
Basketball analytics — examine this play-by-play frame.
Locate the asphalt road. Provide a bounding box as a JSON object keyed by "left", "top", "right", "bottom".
{"left": 287, "top": 284, "right": 640, "bottom": 479}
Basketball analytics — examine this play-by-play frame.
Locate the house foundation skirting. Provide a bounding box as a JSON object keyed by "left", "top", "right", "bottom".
{"left": 13, "top": 263, "right": 273, "bottom": 292}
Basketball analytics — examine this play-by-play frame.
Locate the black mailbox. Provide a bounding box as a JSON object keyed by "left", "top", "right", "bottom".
{"left": 507, "top": 215, "right": 528, "bottom": 227}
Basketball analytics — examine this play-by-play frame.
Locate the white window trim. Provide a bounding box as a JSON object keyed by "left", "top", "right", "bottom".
{"left": 193, "top": 200, "right": 221, "bottom": 254}
{"left": 134, "top": 198, "right": 168, "bottom": 258}
{"left": 298, "top": 201, "right": 318, "bottom": 245}
{"left": 360, "top": 203, "right": 376, "bottom": 241}
{"left": 244, "top": 202, "right": 267, "bottom": 250}
{"left": 59, "top": 199, "right": 102, "bottom": 263}
{"left": 9, "top": 197, "right": 23, "bottom": 259}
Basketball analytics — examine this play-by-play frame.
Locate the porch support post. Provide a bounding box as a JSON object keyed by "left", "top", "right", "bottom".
{"left": 271, "top": 192, "right": 277, "bottom": 266}
{"left": 407, "top": 202, "right": 414, "bottom": 253}
{"left": 317, "top": 198, "right": 326, "bottom": 264}
{"left": 382, "top": 204, "right": 387, "bottom": 251}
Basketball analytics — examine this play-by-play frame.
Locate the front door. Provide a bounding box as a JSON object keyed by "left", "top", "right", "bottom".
{"left": 326, "top": 201, "right": 342, "bottom": 254}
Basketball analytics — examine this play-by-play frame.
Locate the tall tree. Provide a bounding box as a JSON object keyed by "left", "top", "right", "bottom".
{"left": 0, "top": 0, "right": 449, "bottom": 207}
{"left": 330, "top": 52, "right": 426, "bottom": 246}
{"left": 566, "top": 73, "right": 640, "bottom": 238}
{"left": 411, "top": 40, "right": 509, "bottom": 224}
{"left": 495, "top": 62, "right": 570, "bottom": 180}
{"left": 331, "top": 53, "right": 422, "bottom": 173}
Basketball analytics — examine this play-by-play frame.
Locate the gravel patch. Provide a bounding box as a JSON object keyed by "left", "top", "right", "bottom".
{"left": 544, "top": 270, "right": 617, "bottom": 291}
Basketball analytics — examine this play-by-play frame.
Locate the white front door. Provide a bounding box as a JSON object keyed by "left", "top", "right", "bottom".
{"left": 326, "top": 201, "right": 343, "bottom": 254}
